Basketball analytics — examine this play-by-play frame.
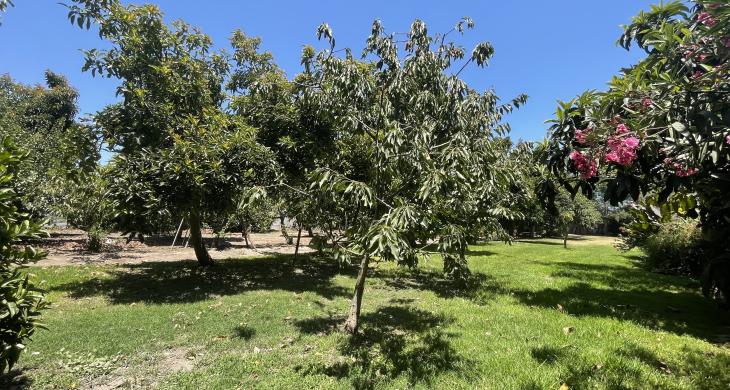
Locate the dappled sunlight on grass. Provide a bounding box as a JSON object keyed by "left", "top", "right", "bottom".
{"left": 3, "top": 239, "right": 729, "bottom": 389}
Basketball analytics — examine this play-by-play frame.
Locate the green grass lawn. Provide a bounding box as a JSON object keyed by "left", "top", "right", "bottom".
{"left": 4, "top": 239, "right": 730, "bottom": 389}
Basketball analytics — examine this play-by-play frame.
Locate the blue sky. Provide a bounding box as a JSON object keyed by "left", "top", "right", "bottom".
{"left": 0, "top": 0, "right": 655, "bottom": 142}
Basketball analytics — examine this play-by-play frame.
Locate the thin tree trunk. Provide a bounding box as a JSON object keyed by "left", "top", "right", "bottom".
{"left": 294, "top": 226, "right": 303, "bottom": 261}
{"left": 344, "top": 255, "right": 370, "bottom": 335}
{"left": 189, "top": 210, "right": 213, "bottom": 266}
{"left": 242, "top": 224, "right": 255, "bottom": 249}
{"left": 563, "top": 228, "right": 568, "bottom": 249}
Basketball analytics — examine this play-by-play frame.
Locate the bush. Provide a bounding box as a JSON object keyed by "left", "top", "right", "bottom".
{"left": 634, "top": 219, "right": 704, "bottom": 276}
{"left": 0, "top": 270, "right": 48, "bottom": 373}
{"left": 86, "top": 227, "right": 106, "bottom": 253}
{"left": 0, "top": 138, "right": 47, "bottom": 373}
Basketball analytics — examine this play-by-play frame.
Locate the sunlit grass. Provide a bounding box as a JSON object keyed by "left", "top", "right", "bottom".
{"left": 5, "top": 238, "right": 730, "bottom": 389}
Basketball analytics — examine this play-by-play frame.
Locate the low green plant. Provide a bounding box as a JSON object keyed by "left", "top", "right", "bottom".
{"left": 642, "top": 219, "right": 704, "bottom": 275}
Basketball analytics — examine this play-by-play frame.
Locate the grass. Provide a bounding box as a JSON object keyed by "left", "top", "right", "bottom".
{"left": 3, "top": 238, "right": 730, "bottom": 389}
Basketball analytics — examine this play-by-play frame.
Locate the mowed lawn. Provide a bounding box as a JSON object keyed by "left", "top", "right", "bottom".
{"left": 5, "top": 238, "right": 730, "bottom": 389}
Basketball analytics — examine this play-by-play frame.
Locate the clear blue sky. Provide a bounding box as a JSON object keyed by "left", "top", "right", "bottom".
{"left": 0, "top": 0, "right": 655, "bottom": 142}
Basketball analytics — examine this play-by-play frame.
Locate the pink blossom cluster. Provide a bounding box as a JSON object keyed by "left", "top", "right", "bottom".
{"left": 664, "top": 158, "right": 699, "bottom": 177}
{"left": 615, "top": 123, "right": 630, "bottom": 135}
{"left": 697, "top": 12, "right": 717, "bottom": 27}
{"left": 570, "top": 150, "right": 597, "bottom": 179}
{"left": 726, "top": 134, "right": 730, "bottom": 145}
{"left": 605, "top": 136, "right": 640, "bottom": 166}
{"left": 723, "top": 37, "right": 730, "bottom": 49}
{"left": 641, "top": 97, "right": 653, "bottom": 108}
{"left": 574, "top": 128, "right": 591, "bottom": 145}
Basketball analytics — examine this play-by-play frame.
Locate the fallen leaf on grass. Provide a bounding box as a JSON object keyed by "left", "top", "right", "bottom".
{"left": 562, "top": 326, "right": 575, "bottom": 335}
{"left": 658, "top": 361, "right": 671, "bottom": 374}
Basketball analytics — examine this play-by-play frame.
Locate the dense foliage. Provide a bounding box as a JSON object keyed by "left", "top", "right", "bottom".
{"left": 0, "top": 72, "right": 99, "bottom": 218}
{"left": 297, "top": 18, "right": 526, "bottom": 332}
{"left": 546, "top": 1, "right": 730, "bottom": 303}
{"left": 67, "top": 0, "right": 279, "bottom": 264}
{"left": 0, "top": 139, "right": 47, "bottom": 373}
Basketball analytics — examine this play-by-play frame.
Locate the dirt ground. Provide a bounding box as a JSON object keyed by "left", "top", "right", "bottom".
{"left": 33, "top": 229, "right": 314, "bottom": 267}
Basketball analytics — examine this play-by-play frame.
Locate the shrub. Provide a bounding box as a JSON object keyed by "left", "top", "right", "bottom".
{"left": 86, "top": 226, "right": 106, "bottom": 253}
{"left": 0, "top": 138, "right": 47, "bottom": 373}
{"left": 641, "top": 219, "right": 704, "bottom": 275}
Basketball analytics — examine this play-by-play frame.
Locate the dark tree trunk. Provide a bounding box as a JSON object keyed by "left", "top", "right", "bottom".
{"left": 344, "top": 255, "right": 370, "bottom": 335}
{"left": 189, "top": 210, "right": 213, "bottom": 266}
{"left": 563, "top": 227, "right": 568, "bottom": 249}
{"left": 242, "top": 223, "right": 255, "bottom": 249}
{"left": 307, "top": 227, "right": 314, "bottom": 237}
{"left": 294, "top": 226, "right": 303, "bottom": 261}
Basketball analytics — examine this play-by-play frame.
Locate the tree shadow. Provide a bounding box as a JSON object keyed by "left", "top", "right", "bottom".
{"left": 0, "top": 369, "right": 33, "bottom": 390}
{"left": 232, "top": 325, "right": 256, "bottom": 340}
{"left": 528, "top": 342, "right": 730, "bottom": 389}
{"left": 372, "top": 267, "right": 507, "bottom": 305}
{"left": 49, "top": 255, "right": 352, "bottom": 304}
{"left": 515, "top": 240, "right": 565, "bottom": 246}
{"left": 293, "top": 305, "right": 471, "bottom": 389}
{"left": 533, "top": 261, "right": 701, "bottom": 291}
{"left": 465, "top": 248, "right": 497, "bottom": 257}
{"left": 513, "top": 279, "right": 729, "bottom": 341}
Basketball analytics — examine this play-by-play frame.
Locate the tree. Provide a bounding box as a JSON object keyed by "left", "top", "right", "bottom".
{"left": 0, "top": 72, "right": 100, "bottom": 219}
{"left": 228, "top": 30, "right": 336, "bottom": 247}
{"left": 546, "top": 1, "right": 730, "bottom": 303}
{"left": 0, "top": 138, "right": 48, "bottom": 373}
{"left": 299, "top": 18, "right": 526, "bottom": 334}
{"left": 66, "top": 0, "right": 279, "bottom": 265}
{"left": 551, "top": 189, "right": 603, "bottom": 248}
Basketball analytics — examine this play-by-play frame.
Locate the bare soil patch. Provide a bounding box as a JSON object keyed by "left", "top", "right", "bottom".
{"left": 34, "top": 229, "right": 313, "bottom": 267}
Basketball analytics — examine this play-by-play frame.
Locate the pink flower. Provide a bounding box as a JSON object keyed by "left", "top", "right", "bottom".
{"left": 692, "top": 70, "right": 704, "bottom": 79}
{"left": 605, "top": 135, "right": 640, "bottom": 167}
{"left": 676, "top": 167, "right": 699, "bottom": 177}
{"left": 641, "top": 97, "right": 653, "bottom": 108}
{"left": 570, "top": 150, "right": 598, "bottom": 179}
{"left": 575, "top": 129, "right": 590, "bottom": 145}
{"left": 623, "top": 136, "right": 640, "bottom": 149}
{"left": 697, "top": 12, "right": 717, "bottom": 27}
{"left": 726, "top": 135, "right": 730, "bottom": 145}
{"left": 664, "top": 158, "right": 699, "bottom": 177}
{"left": 616, "top": 124, "right": 630, "bottom": 135}
{"left": 723, "top": 37, "right": 730, "bottom": 48}
{"left": 698, "top": 54, "right": 708, "bottom": 62}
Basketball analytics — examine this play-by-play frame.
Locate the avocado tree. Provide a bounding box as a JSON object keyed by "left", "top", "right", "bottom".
{"left": 66, "top": 0, "right": 278, "bottom": 265}
{"left": 0, "top": 138, "right": 48, "bottom": 373}
{"left": 299, "top": 18, "right": 526, "bottom": 333}
{"left": 0, "top": 72, "right": 100, "bottom": 218}
{"left": 228, "top": 30, "right": 336, "bottom": 248}
{"left": 546, "top": 1, "right": 730, "bottom": 302}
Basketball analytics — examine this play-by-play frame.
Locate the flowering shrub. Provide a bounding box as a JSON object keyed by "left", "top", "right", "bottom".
{"left": 546, "top": 0, "right": 730, "bottom": 304}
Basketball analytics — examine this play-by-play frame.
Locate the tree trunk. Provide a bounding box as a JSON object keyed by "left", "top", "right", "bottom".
{"left": 189, "top": 210, "right": 213, "bottom": 266}
{"left": 344, "top": 255, "right": 370, "bottom": 335}
{"left": 307, "top": 227, "right": 314, "bottom": 237}
{"left": 563, "top": 228, "right": 568, "bottom": 249}
{"left": 294, "top": 226, "right": 303, "bottom": 261}
{"left": 242, "top": 224, "right": 255, "bottom": 249}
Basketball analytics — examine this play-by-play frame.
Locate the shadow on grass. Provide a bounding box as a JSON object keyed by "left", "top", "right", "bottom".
{"left": 372, "top": 267, "right": 507, "bottom": 305}
{"left": 232, "top": 325, "right": 256, "bottom": 340}
{"left": 50, "top": 255, "right": 352, "bottom": 304}
{"left": 294, "top": 305, "right": 471, "bottom": 389}
{"left": 0, "top": 370, "right": 32, "bottom": 390}
{"left": 516, "top": 240, "right": 566, "bottom": 246}
{"left": 529, "top": 342, "right": 730, "bottom": 389}
{"left": 515, "top": 261, "right": 730, "bottom": 341}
